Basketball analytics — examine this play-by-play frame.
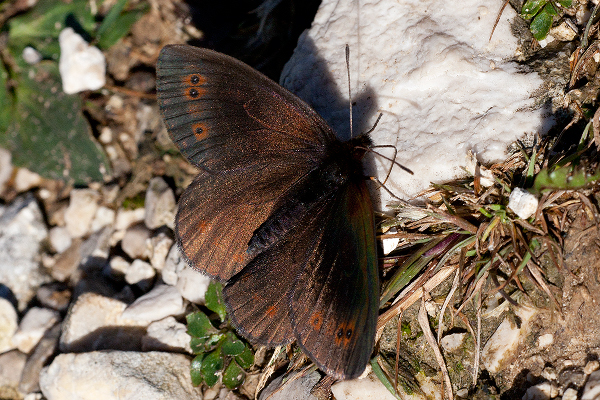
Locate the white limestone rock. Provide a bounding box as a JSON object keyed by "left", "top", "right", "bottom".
{"left": 64, "top": 189, "right": 100, "bottom": 239}
{"left": 0, "top": 298, "right": 18, "bottom": 353}
{"left": 121, "top": 285, "right": 185, "bottom": 323}
{"left": 59, "top": 293, "right": 147, "bottom": 352}
{"left": 481, "top": 306, "right": 536, "bottom": 373}
{"left": 176, "top": 266, "right": 211, "bottom": 305}
{"left": 59, "top": 28, "right": 106, "bottom": 94}
{"left": 282, "top": 0, "right": 550, "bottom": 206}
{"left": 508, "top": 188, "right": 539, "bottom": 220}
{"left": 11, "top": 307, "right": 60, "bottom": 354}
{"left": 144, "top": 177, "right": 176, "bottom": 230}
{"left": 0, "top": 195, "right": 49, "bottom": 309}
{"left": 48, "top": 226, "right": 73, "bottom": 254}
{"left": 39, "top": 351, "right": 202, "bottom": 400}
{"left": 124, "top": 259, "right": 155, "bottom": 287}
{"left": 331, "top": 372, "right": 398, "bottom": 400}
{"left": 162, "top": 245, "right": 187, "bottom": 286}
{"left": 142, "top": 316, "right": 192, "bottom": 353}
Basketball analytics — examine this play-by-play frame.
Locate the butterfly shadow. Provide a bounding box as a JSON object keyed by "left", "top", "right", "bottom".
{"left": 280, "top": 37, "right": 382, "bottom": 190}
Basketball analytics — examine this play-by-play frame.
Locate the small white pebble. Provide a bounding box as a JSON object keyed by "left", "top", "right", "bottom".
{"left": 537, "top": 333, "right": 554, "bottom": 349}
{"left": 562, "top": 388, "right": 578, "bottom": 400}
{"left": 49, "top": 226, "right": 73, "bottom": 254}
{"left": 585, "top": 360, "right": 600, "bottom": 375}
{"left": 125, "top": 259, "right": 155, "bottom": 285}
{"left": 508, "top": 188, "right": 539, "bottom": 219}
{"left": 22, "top": 46, "right": 42, "bottom": 64}
{"left": 522, "top": 381, "right": 557, "bottom": 400}
{"left": 58, "top": 27, "right": 106, "bottom": 94}
{"left": 440, "top": 333, "right": 467, "bottom": 352}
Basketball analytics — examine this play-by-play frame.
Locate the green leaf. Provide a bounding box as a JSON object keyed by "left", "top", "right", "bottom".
{"left": 1, "top": 62, "right": 109, "bottom": 184}
{"left": 400, "top": 321, "right": 412, "bottom": 336}
{"left": 222, "top": 361, "right": 245, "bottom": 389}
{"left": 0, "top": 62, "right": 11, "bottom": 133}
{"left": 557, "top": 0, "right": 572, "bottom": 7}
{"left": 533, "top": 165, "right": 600, "bottom": 192}
{"left": 8, "top": 0, "right": 96, "bottom": 58}
{"left": 96, "top": 0, "right": 128, "bottom": 39}
{"left": 530, "top": 7, "right": 553, "bottom": 40}
{"left": 544, "top": 2, "right": 558, "bottom": 15}
{"left": 96, "top": 0, "right": 149, "bottom": 49}
{"left": 190, "top": 332, "right": 225, "bottom": 353}
{"left": 205, "top": 281, "right": 227, "bottom": 322}
{"left": 521, "top": 0, "right": 547, "bottom": 19}
{"left": 190, "top": 355, "right": 204, "bottom": 386}
{"left": 222, "top": 332, "right": 245, "bottom": 356}
{"left": 201, "top": 348, "right": 224, "bottom": 387}
{"left": 187, "top": 311, "right": 218, "bottom": 339}
{"left": 371, "top": 357, "right": 403, "bottom": 400}
{"left": 190, "top": 337, "right": 208, "bottom": 354}
{"left": 234, "top": 345, "right": 255, "bottom": 369}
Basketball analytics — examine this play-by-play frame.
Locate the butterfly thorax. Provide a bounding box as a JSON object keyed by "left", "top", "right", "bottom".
{"left": 246, "top": 136, "right": 369, "bottom": 258}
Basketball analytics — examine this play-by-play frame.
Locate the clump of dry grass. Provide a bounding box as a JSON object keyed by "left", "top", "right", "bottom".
{"left": 373, "top": 130, "right": 600, "bottom": 396}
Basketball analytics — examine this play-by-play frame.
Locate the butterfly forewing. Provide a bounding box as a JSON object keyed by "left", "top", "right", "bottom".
{"left": 157, "top": 45, "right": 337, "bottom": 281}
{"left": 157, "top": 45, "right": 334, "bottom": 172}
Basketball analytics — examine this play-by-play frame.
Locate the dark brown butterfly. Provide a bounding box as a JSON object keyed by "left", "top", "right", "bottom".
{"left": 156, "top": 44, "right": 379, "bottom": 380}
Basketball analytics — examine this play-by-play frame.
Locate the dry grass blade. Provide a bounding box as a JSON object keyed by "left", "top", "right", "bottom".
{"left": 255, "top": 345, "right": 286, "bottom": 400}
{"left": 474, "top": 295, "right": 482, "bottom": 386}
{"left": 418, "top": 294, "right": 453, "bottom": 400}
{"left": 437, "top": 268, "right": 461, "bottom": 342}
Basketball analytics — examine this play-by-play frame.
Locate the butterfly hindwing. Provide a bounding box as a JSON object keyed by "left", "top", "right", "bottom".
{"left": 290, "top": 180, "right": 379, "bottom": 380}
{"left": 176, "top": 167, "right": 296, "bottom": 280}
{"left": 222, "top": 189, "right": 336, "bottom": 346}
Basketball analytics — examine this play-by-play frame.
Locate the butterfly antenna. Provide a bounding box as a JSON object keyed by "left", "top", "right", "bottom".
{"left": 363, "top": 113, "right": 383, "bottom": 135}
{"left": 357, "top": 145, "right": 414, "bottom": 184}
{"left": 346, "top": 44, "right": 354, "bottom": 139}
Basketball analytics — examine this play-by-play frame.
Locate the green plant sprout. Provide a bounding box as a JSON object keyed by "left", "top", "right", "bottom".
{"left": 187, "top": 281, "right": 254, "bottom": 389}
{"left": 0, "top": 0, "right": 148, "bottom": 183}
{"left": 521, "top": 0, "right": 572, "bottom": 41}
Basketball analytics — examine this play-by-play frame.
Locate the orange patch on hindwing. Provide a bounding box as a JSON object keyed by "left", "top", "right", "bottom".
{"left": 265, "top": 305, "right": 278, "bottom": 317}
{"left": 309, "top": 312, "right": 324, "bottom": 331}
{"left": 197, "top": 219, "right": 208, "bottom": 233}
{"left": 334, "top": 321, "right": 356, "bottom": 345}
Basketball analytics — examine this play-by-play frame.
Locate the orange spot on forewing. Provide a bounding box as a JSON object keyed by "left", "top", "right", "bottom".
{"left": 184, "top": 87, "right": 206, "bottom": 100}
{"left": 191, "top": 122, "right": 208, "bottom": 141}
{"left": 182, "top": 74, "right": 207, "bottom": 100}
